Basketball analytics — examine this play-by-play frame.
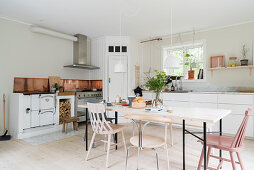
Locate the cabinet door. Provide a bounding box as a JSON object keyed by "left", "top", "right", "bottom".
{"left": 163, "top": 100, "right": 190, "bottom": 107}
{"left": 39, "top": 110, "right": 54, "bottom": 126}
{"left": 30, "top": 110, "right": 40, "bottom": 127}
{"left": 163, "top": 93, "right": 190, "bottom": 102}
{"left": 23, "top": 95, "right": 31, "bottom": 129}
{"left": 218, "top": 94, "right": 253, "bottom": 105}
{"left": 189, "top": 94, "right": 217, "bottom": 103}
{"left": 218, "top": 104, "right": 254, "bottom": 137}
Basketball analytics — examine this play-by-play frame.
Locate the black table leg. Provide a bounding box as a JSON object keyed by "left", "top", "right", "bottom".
{"left": 219, "top": 119, "right": 222, "bottom": 168}
{"left": 183, "top": 119, "right": 185, "bottom": 170}
{"left": 115, "top": 111, "right": 118, "bottom": 150}
{"left": 85, "top": 108, "right": 88, "bottom": 151}
{"left": 203, "top": 122, "right": 207, "bottom": 170}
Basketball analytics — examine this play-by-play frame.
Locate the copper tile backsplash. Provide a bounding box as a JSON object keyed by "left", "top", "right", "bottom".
{"left": 13, "top": 77, "right": 102, "bottom": 93}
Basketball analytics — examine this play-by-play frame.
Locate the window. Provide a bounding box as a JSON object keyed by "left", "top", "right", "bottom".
{"left": 162, "top": 41, "right": 205, "bottom": 81}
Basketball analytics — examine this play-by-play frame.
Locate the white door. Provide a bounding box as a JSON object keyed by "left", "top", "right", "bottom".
{"left": 39, "top": 110, "right": 54, "bottom": 126}
{"left": 108, "top": 55, "right": 128, "bottom": 102}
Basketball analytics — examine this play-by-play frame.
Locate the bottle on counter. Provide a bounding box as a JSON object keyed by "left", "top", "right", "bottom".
{"left": 171, "top": 82, "right": 175, "bottom": 91}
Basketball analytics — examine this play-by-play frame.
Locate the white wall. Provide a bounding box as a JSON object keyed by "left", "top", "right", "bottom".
{"left": 138, "top": 22, "right": 254, "bottom": 89}
{"left": 0, "top": 18, "right": 94, "bottom": 130}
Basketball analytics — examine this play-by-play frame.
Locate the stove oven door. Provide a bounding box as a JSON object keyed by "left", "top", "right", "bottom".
{"left": 40, "top": 94, "right": 55, "bottom": 110}
{"left": 77, "top": 98, "right": 89, "bottom": 122}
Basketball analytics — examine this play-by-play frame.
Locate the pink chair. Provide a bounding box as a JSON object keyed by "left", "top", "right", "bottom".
{"left": 197, "top": 108, "right": 251, "bottom": 170}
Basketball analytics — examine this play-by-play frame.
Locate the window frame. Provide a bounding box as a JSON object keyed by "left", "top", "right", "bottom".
{"left": 161, "top": 39, "right": 207, "bottom": 82}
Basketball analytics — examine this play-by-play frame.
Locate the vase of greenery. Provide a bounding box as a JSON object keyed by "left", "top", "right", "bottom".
{"left": 240, "top": 44, "right": 249, "bottom": 66}
{"left": 185, "top": 53, "right": 196, "bottom": 79}
{"left": 145, "top": 70, "right": 168, "bottom": 106}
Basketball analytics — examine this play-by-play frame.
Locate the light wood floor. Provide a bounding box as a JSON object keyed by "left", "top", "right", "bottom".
{"left": 0, "top": 124, "right": 254, "bottom": 170}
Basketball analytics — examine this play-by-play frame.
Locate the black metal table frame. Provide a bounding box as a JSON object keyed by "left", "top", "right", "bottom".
{"left": 183, "top": 119, "right": 222, "bottom": 170}
{"left": 84, "top": 108, "right": 118, "bottom": 151}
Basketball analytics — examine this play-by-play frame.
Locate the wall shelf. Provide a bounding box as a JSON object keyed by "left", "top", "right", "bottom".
{"left": 207, "top": 65, "right": 254, "bottom": 76}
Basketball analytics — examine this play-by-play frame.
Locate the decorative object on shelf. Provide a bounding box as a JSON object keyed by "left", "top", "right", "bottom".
{"left": 197, "top": 69, "right": 204, "bottom": 79}
{"left": 240, "top": 44, "right": 249, "bottom": 66}
{"left": 185, "top": 53, "right": 196, "bottom": 79}
{"left": 144, "top": 70, "right": 168, "bottom": 106}
{"left": 210, "top": 55, "right": 225, "bottom": 68}
{"left": 228, "top": 57, "right": 237, "bottom": 67}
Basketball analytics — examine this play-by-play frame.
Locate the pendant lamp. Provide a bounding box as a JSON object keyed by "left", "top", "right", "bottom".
{"left": 164, "top": 4, "right": 180, "bottom": 69}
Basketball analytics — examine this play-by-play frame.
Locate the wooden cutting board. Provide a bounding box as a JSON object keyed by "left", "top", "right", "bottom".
{"left": 58, "top": 92, "right": 76, "bottom": 96}
{"left": 49, "top": 76, "right": 61, "bottom": 91}
{"left": 235, "top": 89, "right": 254, "bottom": 93}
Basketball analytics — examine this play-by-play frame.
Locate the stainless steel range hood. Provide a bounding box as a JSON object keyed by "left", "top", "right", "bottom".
{"left": 64, "top": 34, "right": 100, "bottom": 70}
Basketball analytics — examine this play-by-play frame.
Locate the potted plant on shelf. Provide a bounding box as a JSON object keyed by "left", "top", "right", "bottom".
{"left": 145, "top": 70, "right": 168, "bottom": 106}
{"left": 240, "top": 44, "right": 249, "bottom": 66}
{"left": 185, "top": 53, "right": 196, "bottom": 79}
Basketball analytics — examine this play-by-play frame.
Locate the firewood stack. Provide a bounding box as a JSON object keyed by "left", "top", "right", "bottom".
{"left": 59, "top": 100, "right": 71, "bottom": 124}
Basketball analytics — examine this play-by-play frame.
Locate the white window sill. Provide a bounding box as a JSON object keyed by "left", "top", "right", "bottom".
{"left": 182, "top": 79, "right": 207, "bottom": 83}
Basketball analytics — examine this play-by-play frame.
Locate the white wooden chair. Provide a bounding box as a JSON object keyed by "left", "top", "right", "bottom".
{"left": 86, "top": 103, "right": 127, "bottom": 168}
{"left": 125, "top": 114, "right": 171, "bottom": 170}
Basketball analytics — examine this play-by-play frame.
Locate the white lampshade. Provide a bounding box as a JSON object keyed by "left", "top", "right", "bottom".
{"left": 164, "top": 53, "right": 180, "bottom": 69}
{"left": 114, "top": 63, "right": 126, "bottom": 73}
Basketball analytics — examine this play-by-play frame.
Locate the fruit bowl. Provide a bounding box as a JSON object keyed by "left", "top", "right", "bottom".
{"left": 132, "top": 102, "right": 146, "bottom": 109}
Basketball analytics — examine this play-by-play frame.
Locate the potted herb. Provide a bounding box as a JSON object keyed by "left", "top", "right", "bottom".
{"left": 240, "top": 44, "right": 248, "bottom": 66}
{"left": 145, "top": 70, "right": 168, "bottom": 106}
{"left": 185, "top": 53, "right": 196, "bottom": 79}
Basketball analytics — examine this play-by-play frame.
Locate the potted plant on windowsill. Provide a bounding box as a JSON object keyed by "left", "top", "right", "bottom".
{"left": 240, "top": 44, "right": 249, "bottom": 66}
{"left": 185, "top": 53, "right": 196, "bottom": 79}
{"left": 145, "top": 70, "right": 168, "bottom": 106}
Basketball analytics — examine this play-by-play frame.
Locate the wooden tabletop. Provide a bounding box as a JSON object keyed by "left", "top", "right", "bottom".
{"left": 78, "top": 104, "right": 231, "bottom": 123}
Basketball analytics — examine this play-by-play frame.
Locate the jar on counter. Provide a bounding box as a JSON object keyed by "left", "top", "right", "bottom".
{"left": 228, "top": 57, "right": 237, "bottom": 67}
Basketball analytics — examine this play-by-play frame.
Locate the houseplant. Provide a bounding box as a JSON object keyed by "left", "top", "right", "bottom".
{"left": 185, "top": 53, "right": 195, "bottom": 79}
{"left": 145, "top": 70, "right": 168, "bottom": 106}
{"left": 240, "top": 44, "right": 248, "bottom": 66}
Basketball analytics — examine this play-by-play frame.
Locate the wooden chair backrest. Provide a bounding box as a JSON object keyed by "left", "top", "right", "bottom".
{"left": 87, "top": 103, "right": 113, "bottom": 134}
{"left": 231, "top": 108, "right": 251, "bottom": 148}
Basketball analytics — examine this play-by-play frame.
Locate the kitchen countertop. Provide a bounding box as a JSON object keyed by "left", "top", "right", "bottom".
{"left": 22, "top": 92, "right": 55, "bottom": 95}
{"left": 143, "top": 91, "right": 254, "bottom": 95}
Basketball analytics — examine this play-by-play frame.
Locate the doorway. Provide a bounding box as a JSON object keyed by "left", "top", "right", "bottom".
{"left": 107, "top": 55, "right": 128, "bottom": 102}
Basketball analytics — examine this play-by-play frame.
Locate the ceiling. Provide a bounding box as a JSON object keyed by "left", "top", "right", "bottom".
{"left": 1, "top": 0, "right": 254, "bottom": 40}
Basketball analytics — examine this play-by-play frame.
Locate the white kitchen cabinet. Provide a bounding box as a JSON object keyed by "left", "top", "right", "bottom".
{"left": 218, "top": 94, "right": 253, "bottom": 105}
{"left": 221, "top": 114, "right": 253, "bottom": 137}
{"left": 189, "top": 94, "right": 217, "bottom": 103}
{"left": 162, "top": 92, "right": 254, "bottom": 137}
{"left": 163, "top": 93, "right": 190, "bottom": 102}
{"left": 163, "top": 100, "right": 190, "bottom": 108}
{"left": 30, "top": 110, "right": 40, "bottom": 127}
{"left": 218, "top": 104, "right": 253, "bottom": 137}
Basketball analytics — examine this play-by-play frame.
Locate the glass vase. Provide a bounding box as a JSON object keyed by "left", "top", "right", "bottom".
{"left": 153, "top": 92, "right": 163, "bottom": 106}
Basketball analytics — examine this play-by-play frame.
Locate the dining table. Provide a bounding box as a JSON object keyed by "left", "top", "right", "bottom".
{"left": 78, "top": 104, "right": 231, "bottom": 170}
